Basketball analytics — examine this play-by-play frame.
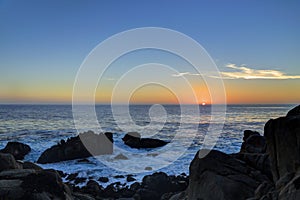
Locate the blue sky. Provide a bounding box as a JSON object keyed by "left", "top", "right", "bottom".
{"left": 0, "top": 0, "right": 299, "bottom": 103}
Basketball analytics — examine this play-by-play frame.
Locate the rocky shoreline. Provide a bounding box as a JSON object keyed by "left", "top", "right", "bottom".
{"left": 0, "top": 105, "right": 299, "bottom": 199}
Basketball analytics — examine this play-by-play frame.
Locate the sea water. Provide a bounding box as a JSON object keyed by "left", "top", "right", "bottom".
{"left": 0, "top": 104, "right": 294, "bottom": 186}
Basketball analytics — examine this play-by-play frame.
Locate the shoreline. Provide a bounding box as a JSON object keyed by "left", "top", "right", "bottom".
{"left": 0, "top": 104, "right": 299, "bottom": 199}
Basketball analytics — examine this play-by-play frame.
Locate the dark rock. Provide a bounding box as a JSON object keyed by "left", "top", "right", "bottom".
{"left": 74, "top": 177, "right": 87, "bottom": 184}
{"left": 264, "top": 106, "right": 300, "bottom": 182}
{"left": 37, "top": 131, "right": 113, "bottom": 164}
{"left": 123, "top": 132, "right": 168, "bottom": 149}
{"left": 22, "top": 161, "right": 43, "bottom": 171}
{"left": 77, "top": 158, "right": 90, "bottom": 163}
{"left": 98, "top": 176, "right": 109, "bottom": 183}
{"left": 286, "top": 105, "right": 300, "bottom": 117}
{"left": 20, "top": 169, "right": 72, "bottom": 199}
{"left": 243, "top": 130, "right": 260, "bottom": 141}
{"left": 66, "top": 172, "right": 79, "bottom": 181}
{"left": 105, "top": 132, "right": 114, "bottom": 143}
{"left": 261, "top": 105, "right": 300, "bottom": 199}
{"left": 129, "top": 182, "right": 141, "bottom": 191}
{"left": 142, "top": 172, "right": 188, "bottom": 198}
{"left": 0, "top": 142, "right": 31, "bottom": 160}
{"left": 122, "top": 132, "right": 141, "bottom": 142}
{"left": 188, "top": 150, "right": 271, "bottom": 200}
{"left": 78, "top": 180, "right": 103, "bottom": 198}
{"left": 240, "top": 130, "right": 266, "bottom": 153}
{"left": 114, "top": 175, "right": 125, "bottom": 179}
{"left": 233, "top": 153, "right": 272, "bottom": 180}
{"left": 0, "top": 153, "right": 22, "bottom": 172}
{"left": 134, "top": 188, "right": 160, "bottom": 200}
{"left": 127, "top": 175, "right": 136, "bottom": 182}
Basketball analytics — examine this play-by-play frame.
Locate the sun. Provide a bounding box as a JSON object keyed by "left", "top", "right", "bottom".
{"left": 202, "top": 102, "right": 206, "bottom": 106}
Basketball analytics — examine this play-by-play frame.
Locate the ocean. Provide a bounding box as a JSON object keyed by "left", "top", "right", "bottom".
{"left": 0, "top": 104, "right": 295, "bottom": 186}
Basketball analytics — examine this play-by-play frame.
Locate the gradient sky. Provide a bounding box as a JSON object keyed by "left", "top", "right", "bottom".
{"left": 0, "top": 0, "right": 299, "bottom": 104}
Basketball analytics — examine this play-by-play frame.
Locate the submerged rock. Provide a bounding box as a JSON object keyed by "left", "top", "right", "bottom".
{"left": 37, "top": 131, "right": 113, "bottom": 164}
{"left": 122, "top": 132, "right": 168, "bottom": 149}
{"left": 0, "top": 142, "right": 31, "bottom": 160}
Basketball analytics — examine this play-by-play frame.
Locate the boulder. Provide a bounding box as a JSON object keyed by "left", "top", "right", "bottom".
{"left": 188, "top": 150, "right": 271, "bottom": 200}
{"left": 0, "top": 153, "right": 22, "bottom": 172}
{"left": 264, "top": 106, "right": 300, "bottom": 182}
{"left": 0, "top": 142, "right": 31, "bottom": 160}
{"left": 0, "top": 154, "right": 72, "bottom": 199}
{"left": 37, "top": 131, "right": 113, "bottom": 164}
{"left": 122, "top": 132, "right": 168, "bottom": 149}
{"left": 240, "top": 130, "right": 266, "bottom": 154}
{"left": 139, "top": 172, "right": 188, "bottom": 198}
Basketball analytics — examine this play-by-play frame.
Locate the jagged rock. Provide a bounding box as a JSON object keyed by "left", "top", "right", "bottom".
{"left": 240, "top": 130, "right": 266, "bottom": 154}
{"left": 122, "top": 132, "right": 168, "bottom": 149}
{"left": 233, "top": 153, "right": 272, "bottom": 179}
{"left": 37, "top": 131, "right": 113, "bottom": 164}
{"left": 264, "top": 106, "right": 300, "bottom": 182}
{"left": 0, "top": 142, "right": 31, "bottom": 160}
{"left": 188, "top": 150, "right": 271, "bottom": 200}
{"left": 0, "top": 153, "right": 72, "bottom": 199}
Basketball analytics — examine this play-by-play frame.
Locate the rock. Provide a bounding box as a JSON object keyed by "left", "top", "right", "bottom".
{"left": 188, "top": 150, "right": 271, "bottom": 200}
{"left": 264, "top": 105, "right": 300, "bottom": 182}
{"left": 0, "top": 179, "right": 24, "bottom": 199}
{"left": 0, "top": 142, "right": 31, "bottom": 160}
{"left": 20, "top": 169, "right": 72, "bottom": 199}
{"left": 134, "top": 188, "right": 160, "bottom": 200}
{"left": 122, "top": 132, "right": 141, "bottom": 142}
{"left": 232, "top": 153, "right": 272, "bottom": 180}
{"left": 114, "top": 175, "right": 125, "bottom": 179}
{"left": 22, "top": 161, "right": 43, "bottom": 171}
{"left": 129, "top": 182, "right": 141, "bottom": 191}
{"left": 286, "top": 105, "right": 300, "bottom": 117}
{"left": 37, "top": 131, "right": 113, "bottom": 164}
{"left": 144, "top": 166, "right": 152, "bottom": 171}
{"left": 243, "top": 130, "right": 260, "bottom": 141}
{"left": 66, "top": 172, "right": 79, "bottom": 181}
{"left": 122, "top": 132, "right": 168, "bottom": 149}
{"left": 73, "top": 192, "right": 96, "bottom": 200}
{"left": 74, "top": 177, "right": 87, "bottom": 185}
{"left": 114, "top": 153, "right": 128, "bottom": 160}
{"left": 261, "top": 105, "right": 300, "bottom": 199}
{"left": 141, "top": 172, "right": 188, "bottom": 198}
{"left": 0, "top": 153, "right": 22, "bottom": 172}
{"left": 0, "top": 169, "right": 36, "bottom": 179}
{"left": 126, "top": 175, "right": 136, "bottom": 182}
{"left": 0, "top": 166, "right": 72, "bottom": 200}
{"left": 240, "top": 130, "right": 266, "bottom": 153}
{"left": 98, "top": 176, "right": 109, "bottom": 183}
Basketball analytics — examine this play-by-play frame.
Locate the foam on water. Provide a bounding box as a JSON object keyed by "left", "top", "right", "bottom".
{"left": 0, "top": 104, "right": 295, "bottom": 187}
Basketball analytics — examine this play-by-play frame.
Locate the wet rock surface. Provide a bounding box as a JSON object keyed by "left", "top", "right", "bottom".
{"left": 1, "top": 105, "right": 300, "bottom": 199}
{"left": 0, "top": 141, "right": 31, "bottom": 160}
{"left": 122, "top": 132, "right": 169, "bottom": 149}
{"left": 37, "top": 131, "right": 113, "bottom": 164}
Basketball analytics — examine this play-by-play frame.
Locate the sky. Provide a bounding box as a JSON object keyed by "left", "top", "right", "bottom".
{"left": 0, "top": 0, "right": 299, "bottom": 104}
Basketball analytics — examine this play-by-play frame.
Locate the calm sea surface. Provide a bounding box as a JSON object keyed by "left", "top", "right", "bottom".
{"left": 0, "top": 104, "right": 295, "bottom": 186}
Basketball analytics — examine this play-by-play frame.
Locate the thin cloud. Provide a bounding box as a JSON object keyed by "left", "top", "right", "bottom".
{"left": 221, "top": 64, "right": 300, "bottom": 80}
{"left": 172, "top": 72, "right": 201, "bottom": 77}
